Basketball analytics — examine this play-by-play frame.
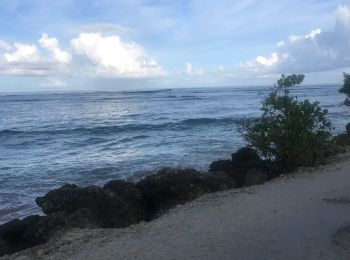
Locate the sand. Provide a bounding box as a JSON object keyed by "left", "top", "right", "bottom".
{"left": 4, "top": 151, "right": 350, "bottom": 260}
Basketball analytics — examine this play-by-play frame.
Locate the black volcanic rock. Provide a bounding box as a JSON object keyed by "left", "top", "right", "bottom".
{"left": 209, "top": 159, "right": 232, "bottom": 172}
{"left": 200, "top": 171, "right": 238, "bottom": 191}
{"left": 35, "top": 184, "right": 100, "bottom": 215}
{"left": 136, "top": 167, "right": 239, "bottom": 214}
{"left": 0, "top": 169, "right": 239, "bottom": 257}
{"left": 231, "top": 147, "right": 260, "bottom": 167}
{"left": 346, "top": 122, "right": 350, "bottom": 135}
{"left": 136, "top": 168, "right": 206, "bottom": 213}
{"left": 35, "top": 182, "right": 149, "bottom": 228}
{"left": 1, "top": 161, "right": 254, "bottom": 256}
{"left": 0, "top": 215, "right": 49, "bottom": 257}
{"left": 103, "top": 180, "right": 152, "bottom": 221}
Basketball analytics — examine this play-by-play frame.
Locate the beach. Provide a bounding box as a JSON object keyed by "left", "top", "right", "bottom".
{"left": 5, "top": 150, "right": 350, "bottom": 260}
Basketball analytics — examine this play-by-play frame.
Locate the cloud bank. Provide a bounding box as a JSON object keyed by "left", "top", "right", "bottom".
{"left": 39, "top": 34, "right": 71, "bottom": 64}
{"left": 71, "top": 33, "right": 166, "bottom": 77}
{"left": 0, "top": 3, "right": 349, "bottom": 89}
{"left": 243, "top": 5, "right": 350, "bottom": 75}
{"left": 0, "top": 35, "right": 70, "bottom": 76}
{"left": 0, "top": 32, "right": 165, "bottom": 79}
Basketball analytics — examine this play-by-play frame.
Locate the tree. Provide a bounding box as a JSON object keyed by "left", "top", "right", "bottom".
{"left": 238, "top": 74, "right": 332, "bottom": 170}
{"left": 339, "top": 72, "right": 350, "bottom": 106}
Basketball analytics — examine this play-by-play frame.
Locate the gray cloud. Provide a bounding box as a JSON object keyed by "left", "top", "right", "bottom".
{"left": 243, "top": 5, "right": 350, "bottom": 74}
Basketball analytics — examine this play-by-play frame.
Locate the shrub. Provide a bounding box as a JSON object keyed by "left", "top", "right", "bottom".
{"left": 339, "top": 72, "right": 350, "bottom": 106}
{"left": 339, "top": 72, "right": 350, "bottom": 96}
{"left": 238, "top": 74, "right": 332, "bottom": 170}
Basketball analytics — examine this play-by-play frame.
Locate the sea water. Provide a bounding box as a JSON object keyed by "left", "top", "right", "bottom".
{"left": 0, "top": 85, "right": 349, "bottom": 223}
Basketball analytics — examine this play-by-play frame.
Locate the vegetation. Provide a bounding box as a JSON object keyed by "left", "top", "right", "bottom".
{"left": 238, "top": 74, "right": 332, "bottom": 170}
{"left": 339, "top": 72, "right": 350, "bottom": 106}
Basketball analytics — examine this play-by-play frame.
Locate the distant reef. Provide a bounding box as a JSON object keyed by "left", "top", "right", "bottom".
{"left": 1, "top": 123, "right": 350, "bottom": 257}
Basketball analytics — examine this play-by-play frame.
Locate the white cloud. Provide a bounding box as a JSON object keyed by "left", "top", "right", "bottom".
{"left": 0, "top": 32, "right": 165, "bottom": 79}
{"left": 4, "top": 43, "right": 41, "bottom": 63}
{"left": 185, "top": 62, "right": 204, "bottom": 76}
{"left": 0, "top": 40, "right": 12, "bottom": 51}
{"left": 185, "top": 62, "right": 193, "bottom": 74}
{"left": 256, "top": 53, "right": 278, "bottom": 66}
{"left": 242, "top": 5, "right": 350, "bottom": 74}
{"left": 39, "top": 34, "right": 71, "bottom": 63}
{"left": 289, "top": 28, "right": 321, "bottom": 43}
{"left": 41, "top": 77, "right": 66, "bottom": 87}
{"left": 0, "top": 43, "right": 50, "bottom": 76}
{"left": 336, "top": 4, "right": 350, "bottom": 31}
{"left": 0, "top": 34, "right": 72, "bottom": 76}
{"left": 71, "top": 33, "right": 166, "bottom": 77}
{"left": 276, "top": 41, "right": 285, "bottom": 48}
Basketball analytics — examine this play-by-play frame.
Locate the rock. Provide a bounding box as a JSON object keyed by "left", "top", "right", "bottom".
{"left": 230, "top": 168, "right": 251, "bottom": 187}
{"left": 346, "top": 122, "right": 350, "bottom": 135}
{"left": 230, "top": 161, "right": 278, "bottom": 187}
{"left": 334, "top": 134, "right": 350, "bottom": 147}
{"left": 243, "top": 168, "right": 268, "bottom": 187}
{"left": 344, "top": 98, "right": 350, "bottom": 106}
{"left": 137, "top": 168, "right": 239, "bottom": 213}
{"left": 200, "top": 171, "right": 238, "bottom": 191}
{"left": 209, "top": 159, "right": 232, "bottom": 172}
{"left": 35, "top": 184, "right": 99, "bottom": 215}
{"left": 260, "top": 160, "right": 285, "bottom": 179}
{"left": 136, "top": 168, "right": 208, "bottom": 212}
{"left": 36, "top": 182, "right": 148, "bottom": 228}
{"left": 0, "top": 215, "right": 49, "bottom": 257}
{"left": 231, "top": 147, "right": 260, "bottom": 167}
{"left": 0, "top": 213, "right": 74, "bottom": 257}
{"left": 229, "top": 148, "right": 271, "bottom": 187}
{"left": 103, "top": 180, "right": 151, "bottom": 221}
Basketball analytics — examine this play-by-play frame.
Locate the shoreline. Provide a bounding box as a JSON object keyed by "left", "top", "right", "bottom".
{"left": 4, "top": 150, "right": 350, "bottom": 260}
{"left": 0, "top": 130, "right": 349, "bottom": 258}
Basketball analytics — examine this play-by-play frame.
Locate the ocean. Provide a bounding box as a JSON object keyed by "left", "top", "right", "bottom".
{"left": 0, "top": 85, "right": 349, "bottom": 224}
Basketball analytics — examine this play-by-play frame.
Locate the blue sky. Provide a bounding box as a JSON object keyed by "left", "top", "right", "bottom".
{"left": 0, "top": 0, "right": 349, "bottom": 91}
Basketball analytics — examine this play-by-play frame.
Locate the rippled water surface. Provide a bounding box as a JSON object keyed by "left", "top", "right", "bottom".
{"left": 0, "top": 85, "right": 349, "bottom": 223}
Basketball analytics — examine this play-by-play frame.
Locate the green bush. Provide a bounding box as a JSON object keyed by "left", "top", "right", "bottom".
{"left": 339, "top": 72, "right": 350, "bottom": 95}
{"left": 238, "top": 74, "right": 332, "bottom": 170}
{"left": 339, "top": 72, "right": 350, "bottom": 106}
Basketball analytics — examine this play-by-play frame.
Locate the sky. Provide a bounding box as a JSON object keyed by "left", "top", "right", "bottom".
{"left": 0, "top": 0, "right": 349, "bottom": 91}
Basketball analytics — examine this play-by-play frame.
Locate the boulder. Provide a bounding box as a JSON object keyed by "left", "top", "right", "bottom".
{"left": 200, "top": 171, "right": 238, "bottom": 191}
{"left": 136, "top": 168, "right": 207, "bottom": 212}
{"left": 243, "top": 168, "right": 268, "bottom": 187}
{"left": 230, "top": 168, "right": 250, "bottom": 187}
{"left": 334, "top": 134, "right": 350, "bottom": 147}
{"left": 344, "top": 98, "right": 350, "bottom": 106}
{"left": 346, "top": 122, "right": 350, "bottom": 135}
{"left": 209, "top": 159, "right": 232, "bottom": 172}
{"left": 229, "top": 162, "right": 276, "bottom": 187}
{"left": 231, "top": 147, "right": 260, "bottom": 167}
{"left": 35, "top": 184, "right": 101, "bottom": 215}
{"left": 259, "top": 160, "right": 285, "bottom": 179}
{"left": 35, "top": 181, "right": 149, "bottom": 228}
{"left": 228, "top": 147, "right": 265, "bottom": 187}
{"left": 136, "top": 168, "right": 239, "bottom": 213}
{"left": 0, "top": 215, "right": 49, "bottom": 257}
{"left": 103, "top": 180, "right": 151, "bottom": 221}
{"left": 0, "top": 212, "right": 78, "bottom": 256}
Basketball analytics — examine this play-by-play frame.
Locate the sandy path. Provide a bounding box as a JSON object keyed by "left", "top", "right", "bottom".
{"left": 5, "top": 153, "right": 350, "bottom": 260}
